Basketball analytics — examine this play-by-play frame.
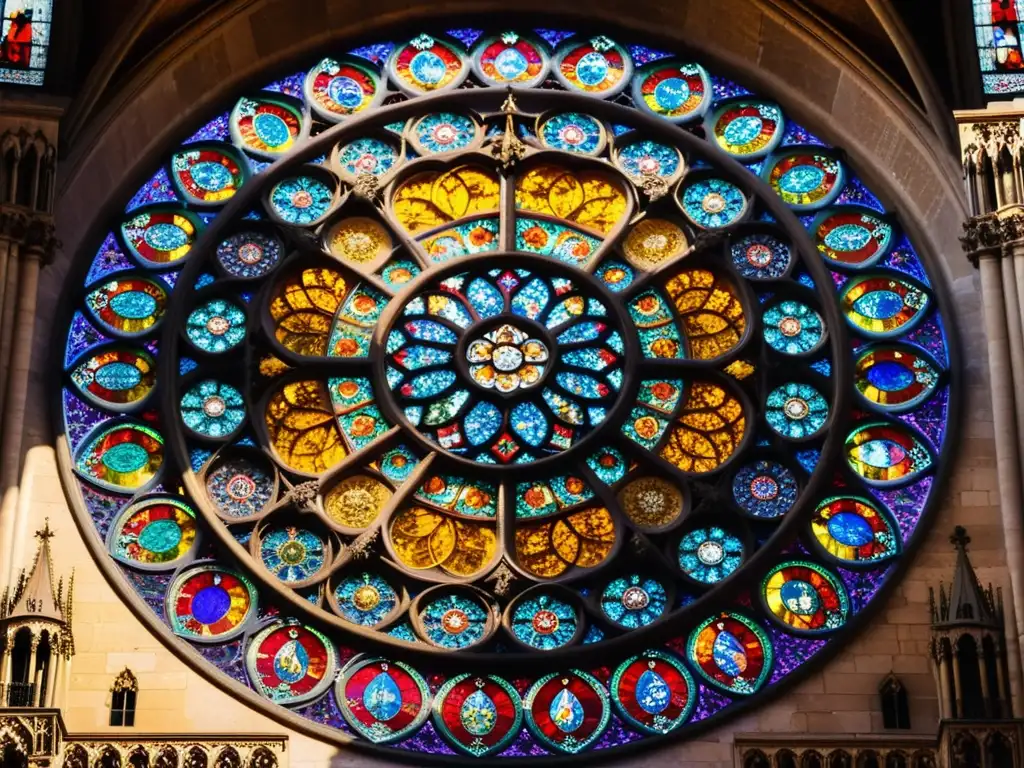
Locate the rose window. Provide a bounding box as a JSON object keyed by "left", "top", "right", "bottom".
{"left": 58, "top": 26, "right": 953, "bottom": 764}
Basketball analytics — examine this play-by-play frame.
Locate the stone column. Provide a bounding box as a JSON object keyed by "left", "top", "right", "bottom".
{"left": 0, "top": 238, "right": 20, "bottom": 409}
{"left": 964, "top": 216, "right": 1024, "bottom": 713}
{"left": 0, "top": 636, "right": 11, "bottom": 706}
{"left": 26, "top": 633, "right": 38, "bottom": 704}
{"left": 0, "top": 245, "right": 44, "bottom": 492}
{"left": 939, "top": 651, "right": 953, "bottom": 719}
{"left": 31, "top": 665, "right": 42, "bottom": 707}
{"left": 46, "top": 652, "right": 61, "bottom": 708}
{"left": 997, "top": 250, "right": 1024, "bottom": 478}
{"left": 997, "top": 638, "right": 1011, "bottom": 717}
{"left": 979, "top": 644, "right": 994, "bottom": 718}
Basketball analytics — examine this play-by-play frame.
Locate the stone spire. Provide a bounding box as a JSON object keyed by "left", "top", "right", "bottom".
{"left": 2, "top": 519, "right": 65, "bottom": 623}
{"left": 929, "top": 526, "right": 1002, "bottom": 629}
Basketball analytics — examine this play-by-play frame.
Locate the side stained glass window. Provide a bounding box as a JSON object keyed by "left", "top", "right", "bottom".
{"left": 0, "top": 0, "right": 52, "bottom": 86}
{"left": 975, "top": 0, "right": 1024, "bottom": 94}
{"left": 58, "top": 26, "right": 954, "bottom": 764}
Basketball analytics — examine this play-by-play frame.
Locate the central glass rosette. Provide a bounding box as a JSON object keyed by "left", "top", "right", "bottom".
{"left": 378, "top": 255, "right": 630, "bottom": 465}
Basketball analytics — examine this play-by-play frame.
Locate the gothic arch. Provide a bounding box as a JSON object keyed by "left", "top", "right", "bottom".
{"left": 94, "top": 746, "right": 121, "bottom": 768}
{"left": 62, "top": 745, "right": 89, "bottom": 768}
{"left": 153, "top": 746, "right": 177, "bottom": 768}
{"left": 212, "top": 748, "right": 239, "bottom": 768}
{"left": 0, "top": 720, "right": 30, "bottom": 758}
{"left": 181, "top": 747, "right": 206, "bottom": 768}
{"left": 244, "top": 749, "right": 274, "bottom": 768}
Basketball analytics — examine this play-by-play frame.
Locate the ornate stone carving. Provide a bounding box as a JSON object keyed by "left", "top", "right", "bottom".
{"left": 23, "top": 217, "right": 58, "bottom": 264}
{"left": 959, "top": 210, "right": 1024, "bottom": 265}
{"left": 485, "top": 562, "right": 516, "bottom": 597}
{"left": 351, "top": 173, "right": 380, "bottom": 203}
{"left": 639, "top": 170, "right": 669, "bottom": 202}
{"left": 110, "top": 668, "right": 138, "bottom": 694}
{"left": 961, "top": 214, "right": 1003, "bottom": 265}
{"left": 490, "top": 90, "right": 527, "bottom": 172}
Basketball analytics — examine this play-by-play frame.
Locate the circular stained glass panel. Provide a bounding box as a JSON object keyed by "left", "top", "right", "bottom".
{"left": 58, "top": 26, "right": 954, "bottom": 765}
{"left": 167, "top": 566, "right": 256, "bottom": 641}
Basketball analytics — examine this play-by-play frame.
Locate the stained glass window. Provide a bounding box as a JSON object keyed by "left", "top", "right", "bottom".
{"left": 975, "top": 0, "right": 1024, "bottom": 94}
{"left": 0, "top": 0, "right": 51, "bottom": 86}
{"left": 58, "top": 26, "right": 954, "bottom": 763}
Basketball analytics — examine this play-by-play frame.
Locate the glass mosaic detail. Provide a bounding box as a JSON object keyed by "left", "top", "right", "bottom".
{"left": 679, "top": 177, "right": 747, "bottom": 229}
{"left": 678, "top": 527, "right": 744, "bottom": 583}
{"left": 110, "top": 497, "right": 197, "bottom": 567}
{"left": 385, "top": 261, "right": 625, "bottom": 463}
{"left": 600, "top": 575, "right": 668, "bottom": 629}
{"left": 763, "top": 300, "right": 825, "bottom": 355}
{"left": 510, "top": 592, "right": 579, "bottom": 650}
{"left": 762, "top": 561, "right": 849, "bottom": 633}
{"left": 57, "top": 22, "right": 954, "bottom": 766}
{"left": 732, "top": 460, "right": 798, "bottom": 519}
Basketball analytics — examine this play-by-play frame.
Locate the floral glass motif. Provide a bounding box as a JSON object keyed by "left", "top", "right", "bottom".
{"left": 58, "top": 23, "right": 953, "bottom": 765}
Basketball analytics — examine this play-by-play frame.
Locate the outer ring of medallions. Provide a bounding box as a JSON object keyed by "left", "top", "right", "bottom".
{"left": 372, "top": 251, "right": 640, "bottom": 474}
{"left": 46, "top": 53, "right": 960, "bottom": 761}
{"left": 150, "top": 88, "right": 851, "bottom": 666}
{"left": 143, "top": 89, "right": 851, "bottom": 670}
{"left": 452, "top": 313, "right": 558, "bottom": 399}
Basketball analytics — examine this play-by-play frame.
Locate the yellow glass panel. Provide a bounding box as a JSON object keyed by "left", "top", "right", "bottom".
{"left": 660, "top": 382, "right": 745, "bottom": 473}
{"left": 265, "top": 380, "right": 347, "bottom": 474}
{"left": 724, "top": 360, "right": 756, "bottom": 380}
{"left": 389, "top": 507, "right": 495, "bottom": 577}
{"left": 269, "top": 267, "right": 348, "bottom": 356}
{"left": 514, "top": 507, "right": 615, "bottom": 578}
{"left": 324, "top": 475, "right": 392, "bottom": 529}
{"left": 514, "top": 165, "right": 628, "bottom": 234}
{"left": 663, "top": 269, "right": 746, "bottom": 360}
{"left": 617, "top": 477, "right": 684, "bottom": 528}
{"left": 444, "top": 521, "right": 497, "bottom": 576}
{"left": 565, "top": 507, "right": 615, "bottom": 567}
{"left": 392, "top": 165, "right": 500, "bottom": 234}
{"left": 515, "top": 522, "right": 569, "bottom": 578}
{"left": 328, "top": 217, "right": 392, "bottom": 264}
{"left": 551, "top": 519, "right": 581, "bottom": 563}
{"left": 259, "top": 354, "right": 293, "bottom": 378}
{"left": 624, "top": 218, "right": 689, "bottom": 270}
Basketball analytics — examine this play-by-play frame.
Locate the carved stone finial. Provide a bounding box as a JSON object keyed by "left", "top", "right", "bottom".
{"left": 352, "top": 173, "right": 380, "bottom": 203}
{"left": 486, "top": 562, "right": 516, "bottom": 597}
{"left": 283, "top": 480, "right": 319, "bottom": 514}
{"left": 491, "top": 88, "right": 528, "bottom": 172}
{"left": 950, "top": 525, "right": 970, "bottom": 551}
{"left": 346, "top": 528, "right": 379, "bottom": 560}
{"left": 35, "top": 518, "right": 54, "bottom": 542}
{"left": 639, "top": 170, "right": 669, "bottom": 202}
